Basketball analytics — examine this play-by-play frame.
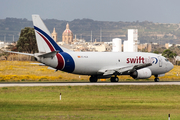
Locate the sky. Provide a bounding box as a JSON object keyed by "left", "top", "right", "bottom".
{"left": 1, "top": 0, "right": 180, "bottom": 23}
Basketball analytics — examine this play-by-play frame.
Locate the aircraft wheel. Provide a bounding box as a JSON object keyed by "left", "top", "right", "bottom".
{"left": 89, "top": 76, "right": 98, "bottom": 82}
{"left": 154, "top": 77, "right": 159, "bottom": 82}
{"left": 110, "top": 77, "right": 119, "bottom": 82}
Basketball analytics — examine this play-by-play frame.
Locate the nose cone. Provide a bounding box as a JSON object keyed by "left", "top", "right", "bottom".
{"left": 168, "top": 62, "right": 174, "bottom": 71}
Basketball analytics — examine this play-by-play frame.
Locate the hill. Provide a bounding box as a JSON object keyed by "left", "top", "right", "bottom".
{"left": 0, "top": 17, "right": 180, "bottom": 44}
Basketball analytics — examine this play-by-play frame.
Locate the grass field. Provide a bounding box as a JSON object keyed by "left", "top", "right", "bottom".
{"left": 0, "top": 61, "right": 180, "bottom": 119}
{"left": 0, "top": 60, "right": 179, "bottom": 82}
{"left": 0, "top": 85, "right": 180, "bottom": 120}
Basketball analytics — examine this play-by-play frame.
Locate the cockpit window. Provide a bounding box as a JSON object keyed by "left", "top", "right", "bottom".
{"left": 165, "top": 59, "right": 169, "bottom": 62}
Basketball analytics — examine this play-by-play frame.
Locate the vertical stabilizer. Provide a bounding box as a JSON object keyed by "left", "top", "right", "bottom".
{"left": 32, "top": 15, "right": 63, "bottom": 53}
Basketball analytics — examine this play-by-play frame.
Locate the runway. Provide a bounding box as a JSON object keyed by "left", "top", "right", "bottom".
{"left": 0, "top": 81, "right": 180, "bottom": 87}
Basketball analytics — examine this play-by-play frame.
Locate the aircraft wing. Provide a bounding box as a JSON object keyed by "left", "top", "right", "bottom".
{"left": 98, "top": 63, "right": 152, "bottom": 76}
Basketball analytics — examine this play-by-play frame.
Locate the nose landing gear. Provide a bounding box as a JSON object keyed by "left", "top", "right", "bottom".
{"left": 154, "top": 75, "right": 159, "bottom": 82}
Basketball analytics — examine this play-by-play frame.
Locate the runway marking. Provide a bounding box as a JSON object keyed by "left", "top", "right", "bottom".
{"left": 0, "top": 82, "right": 180, "bottom": 87}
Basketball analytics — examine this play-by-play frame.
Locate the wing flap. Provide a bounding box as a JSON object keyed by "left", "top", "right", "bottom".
{"left": 98, "top": 63, "right": 152, "bottom": 76}
{"left": 131, "top": 63, "right": 152, "bottom": 72}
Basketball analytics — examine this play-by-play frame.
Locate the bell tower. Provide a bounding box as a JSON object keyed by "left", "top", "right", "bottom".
{"left": 51, "top": 27, "right": 57, "bottom": 42}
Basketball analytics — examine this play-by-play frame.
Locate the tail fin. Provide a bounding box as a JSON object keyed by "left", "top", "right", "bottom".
{"left": 32, "top": 15, "right": 66, "bottom": 53}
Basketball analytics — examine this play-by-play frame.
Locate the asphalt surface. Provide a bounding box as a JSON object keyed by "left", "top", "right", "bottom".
{"left": 0, "top": 81, "right": 180, "bottom": 87}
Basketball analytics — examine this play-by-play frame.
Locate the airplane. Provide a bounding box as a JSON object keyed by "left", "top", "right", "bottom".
{"left": 7, "top": 15, "right": 174, "bottom": 82}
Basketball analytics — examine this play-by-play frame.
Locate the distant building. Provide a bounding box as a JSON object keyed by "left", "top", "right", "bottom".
{"left": 147, "top": 43, "right": 152, "bottom": 52}
{"left": 165, "top": 43, "right": 173, "bottom": 49}
{"left": 88, "top": 42, "right": 112, "bottom": 52}
{"left": 123, "top": 29, "right": 138, "bottom": 52}
{"left": 112, "top": 38, "right": 122, "bottom": 52}
{"left": 51, "top": 28, "right": 57, "bottom": 42}
{"left": 62, "top": 23, "right": 73, "bottom": 44}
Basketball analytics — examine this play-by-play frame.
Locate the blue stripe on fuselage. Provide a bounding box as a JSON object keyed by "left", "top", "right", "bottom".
{"left": 34, "top": 26, "right": 63, "bottom": 52}
{"left": 60, "top": 52, "right": 75, "bottom": 73}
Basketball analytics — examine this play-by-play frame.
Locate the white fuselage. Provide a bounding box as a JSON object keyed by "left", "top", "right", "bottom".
{"left": 38, "top": 52, "right": 173, "bottom": 76}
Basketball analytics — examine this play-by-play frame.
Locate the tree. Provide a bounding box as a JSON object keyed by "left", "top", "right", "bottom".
{"left": 153, "top": 50, "right": 159, "bottom": 54}
{"left": 16, "top": 27, "right": 38, "bottom": 53}
{"left": 162, "top": 49, "right": 177, "bottom": 64}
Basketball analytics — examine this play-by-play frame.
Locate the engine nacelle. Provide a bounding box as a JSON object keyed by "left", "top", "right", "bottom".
{"left": 130, "top": 68, "right": 152, "bottom": 79}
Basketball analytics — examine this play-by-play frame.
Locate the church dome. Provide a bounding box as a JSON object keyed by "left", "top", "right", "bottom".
{"left": 62, "top": 23, "right": 73, "bottom": 36}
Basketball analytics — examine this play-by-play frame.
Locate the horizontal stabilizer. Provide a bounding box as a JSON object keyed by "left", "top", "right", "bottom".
{"left": 38, "top": 51, "right": 59, "bottom": 58}
{"left": 5, "top": 51, "right": 34, "bottom": 56}
{"left": 30, "top": 63, "right": 45, "bottom": 66}
{"left": 48, "top": 67, "right": 56, "bottom": 70}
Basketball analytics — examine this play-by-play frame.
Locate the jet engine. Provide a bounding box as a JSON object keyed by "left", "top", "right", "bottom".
{"left": 130, "top": 68, "right": 152, "bottom": 79}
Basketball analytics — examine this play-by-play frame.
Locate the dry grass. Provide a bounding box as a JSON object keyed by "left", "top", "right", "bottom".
{"left": 0, "top": 60, "right": 179, "bottom": 82}
{"left": 0, "top": 61, "right": 89, "bottom": 82}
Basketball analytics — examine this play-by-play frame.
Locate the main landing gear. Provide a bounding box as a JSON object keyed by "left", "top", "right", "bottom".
{"left": 154, "top": 75, "right": 159, "bottom": 82}
{"left": 110, "top": 77, "right": 119, "bottom": 82}
{"left": 89, "top": 76, "right": 98, "bottom": 82}
{"left": 89, "top": 75, "right": 119, "bottom": 82}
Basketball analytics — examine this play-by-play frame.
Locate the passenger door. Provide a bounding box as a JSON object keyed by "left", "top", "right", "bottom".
{"left": 158, "top": 56, "right": 162, "bottom": 67}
